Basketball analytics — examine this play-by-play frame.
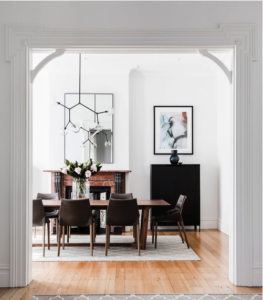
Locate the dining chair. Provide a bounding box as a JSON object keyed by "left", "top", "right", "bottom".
{"left": 36, "top": 193, "right": 61, "bottom": 241}
{"left": 151, "top": 194, "right": 190, "bottom": 249}
{"left": 110, "top": 193, "right": 133, "bottom": 199}
{"left": 105, "top": 198, "right": 140, "bottom": 256}
{"left": 57, "top": 199, "right": 94, "bottom": 256}
{"left": 33, "top": 199, "right": 50, "bottom": 256}
{"left": 109, "top": 193, "right": 137, "bottom": 239}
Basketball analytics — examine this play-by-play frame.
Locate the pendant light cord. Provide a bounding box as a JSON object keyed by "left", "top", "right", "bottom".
{"left": 79, "top": 53, "right": 81, "bottom": 104}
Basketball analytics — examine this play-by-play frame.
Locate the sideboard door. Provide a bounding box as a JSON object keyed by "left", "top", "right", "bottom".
{"left": 174, "top": 165, "right": 200, "bottom": 226}
{"left": 151, "top": 165, "right": 176, "bottom": 218}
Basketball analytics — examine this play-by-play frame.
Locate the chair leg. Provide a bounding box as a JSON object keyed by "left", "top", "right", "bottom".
{"left": 152, "top": 222, "right": 154, "bottom": 244}
{"left": 177, "top": 221, "right": 184, "bottom": 243}
{"left": 108, "top": 230, "right": 110, "bottom": 249}
{"left": 93, "top": 220, "right": 96, "bottom": 243}
{"left": 105, "top": 225, "right": 109, "bottom": 256}
{"left": 34, "top": 227, "right": 36, "bottom": 238}
{"left": 137, "top": 224, "right": 140, "bottom": 256}
{"left": 62, "top": 226, "right": 65, "bottom": 250}
{"left": 134, "top": 225, "right": 137, "bottom": 243}
{"left": 155, "top": 222, "right": 158, "bottom": 249}
{"left": 69, "top": 226, "right": 71, "bottom": 238}
{"left": 90, "top": 224, "right": 93, "bottom": 256}
{"left": 57, "top": 225, "right": 61, "bottom": 257}
{"left": 47, "top": 222, "right": 50, "bottom": 250}
{"left": 56, "top": 219, "right": 58, "bottom": 242}
{"left": 42, "top": 224, "right": 45, "bottom": 257}
{"left": 67, "top": 226, "right": 69, "bottom": 243}
{"left": 181, "top": 221, "right": 190, "bottom": 249}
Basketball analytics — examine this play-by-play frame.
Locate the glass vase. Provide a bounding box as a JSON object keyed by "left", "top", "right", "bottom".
{"left": 72, "top": 178, "right": 90, "bottom": 199}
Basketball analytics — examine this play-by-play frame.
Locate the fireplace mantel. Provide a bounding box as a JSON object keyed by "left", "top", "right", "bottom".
{"left": 44, "top": 170, "right": 131, "bottom": 198}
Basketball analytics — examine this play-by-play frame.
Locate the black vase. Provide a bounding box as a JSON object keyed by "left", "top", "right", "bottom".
{"left": 170, "top": 150, "right": 179, "bottom": 165}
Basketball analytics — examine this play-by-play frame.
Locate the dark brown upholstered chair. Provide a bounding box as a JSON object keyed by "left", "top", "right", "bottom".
{"left": 110, "top": 193, "right": 133, "bottom": 200}
{"left": 33, "top": 199, "right": 50, "bottom": 256}
{"left": 105, "top": 198, "right": 140, "bottom": 256}
{"left": 58, "top": 199, "right": 94, "bottom": 256}
{"left": 36, "top": 193, "right": 60, "bottom": 240}
{"left": 109, "top": 193, "right": 137, "bottom": 238}
{"left": 151, "top": 195, "right": 190, "bottom": 249}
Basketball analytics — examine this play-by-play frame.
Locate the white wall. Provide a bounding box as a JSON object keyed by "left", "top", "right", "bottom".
{"left": 129, "top": 66, "right": 219, "bottom": 229}
{"left": 0, "top": 1, "right": 261, "bottom": 287}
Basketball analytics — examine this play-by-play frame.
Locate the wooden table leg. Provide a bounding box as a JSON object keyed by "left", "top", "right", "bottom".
{"left": 140, "top": 209, "right": 144, "bottom": 241}
{"left": 141, "top": 207, "right": 149, "bottom": 250}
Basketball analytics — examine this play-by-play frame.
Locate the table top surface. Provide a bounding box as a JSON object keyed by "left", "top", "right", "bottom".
{"left": 42, "top": 199, "right": 170, "bottom": 208}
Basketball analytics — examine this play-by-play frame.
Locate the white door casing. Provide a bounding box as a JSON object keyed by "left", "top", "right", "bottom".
{"left": 5, "top": 24, "right": 258, "bottom": 287}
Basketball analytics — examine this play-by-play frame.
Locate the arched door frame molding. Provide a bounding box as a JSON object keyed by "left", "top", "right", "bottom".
{"left": 5, "top": 23, "right": 258, "bottom": 287}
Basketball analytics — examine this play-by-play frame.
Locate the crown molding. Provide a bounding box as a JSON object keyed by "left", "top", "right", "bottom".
{"left": 4, "top": 23, "right": 258, "bottom": 287}
{"left": 5, "top": 23, "right": 257, "bottom": 59}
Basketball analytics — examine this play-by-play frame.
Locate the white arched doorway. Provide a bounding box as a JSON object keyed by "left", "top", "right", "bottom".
{"left": 5, "top": 23, "right": 259, "bottom": 287}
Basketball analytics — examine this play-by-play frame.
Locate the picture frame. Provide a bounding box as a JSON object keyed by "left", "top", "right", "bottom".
{"left": 154, "top": 106, "right": 193, "bottom": 155}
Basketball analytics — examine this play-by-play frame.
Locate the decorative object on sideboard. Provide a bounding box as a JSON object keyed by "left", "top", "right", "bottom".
{"left": 61, "top": 158, "right": 102, "bottom": 199}
{"left": 51, "top": 53, "right": 114, "bottom": 148}
{"left": 170, "top": 150, "right": 180, "bottom": 165}
{"left": 154, "top": 106, "right": 193, "bottom": 155}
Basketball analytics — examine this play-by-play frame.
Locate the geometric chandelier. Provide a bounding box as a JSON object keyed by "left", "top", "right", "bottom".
{"left": 51, "top": 53, "right": 114, "bottom": 148}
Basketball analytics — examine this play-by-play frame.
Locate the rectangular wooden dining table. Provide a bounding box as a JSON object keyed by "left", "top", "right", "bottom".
{"left": 37, "top": 199, "right": 170, "bottom": 250}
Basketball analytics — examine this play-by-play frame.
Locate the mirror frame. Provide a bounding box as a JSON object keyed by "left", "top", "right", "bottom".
{"left": 63, "top": 92, "right": 114, "bottom": 164}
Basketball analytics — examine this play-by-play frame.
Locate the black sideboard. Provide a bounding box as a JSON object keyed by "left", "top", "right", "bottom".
{"left": 151, "top": 164, "right": 200, "bottom": 230}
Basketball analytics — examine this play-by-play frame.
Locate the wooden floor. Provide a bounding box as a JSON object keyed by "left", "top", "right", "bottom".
{"left": 0, "top": 230, "right": 261, "bottom": 299}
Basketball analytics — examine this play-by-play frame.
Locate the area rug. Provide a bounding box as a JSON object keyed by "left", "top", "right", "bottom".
{"left": 32, "top": 235, "right": 200, "bottom": 262}
{"left": 31, "top": 294, "right": 262, "bottom": 300}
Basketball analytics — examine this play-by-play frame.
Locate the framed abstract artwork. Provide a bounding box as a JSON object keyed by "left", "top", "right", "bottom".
{"left": 154, "top": 106, "right": 193, "bottom": 155}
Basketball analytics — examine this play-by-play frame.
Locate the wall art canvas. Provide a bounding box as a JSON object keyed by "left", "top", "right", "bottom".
{"left": 154, "top": 106, "right": 193, "bottom": 155}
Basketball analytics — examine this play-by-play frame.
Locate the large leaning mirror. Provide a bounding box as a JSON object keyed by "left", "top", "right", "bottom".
{"left": 64, "top": 93, "right": 113, "bottom": 164}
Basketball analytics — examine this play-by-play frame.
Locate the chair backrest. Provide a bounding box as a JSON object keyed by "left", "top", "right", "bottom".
{"left": 59, "top": 199, "right": 93, "bottom": 227}
{"left": 175, "top": 194, "right": 187, "bottom": 214}
{"left": 37, "top": 193, "right": 59, "bottom": 200}
{"left": 33, "top": 199, "right": 46, "bottom": 226}
{"left": 109, "top": 193, "right": 133, "bottom": 200}
{"left": 106, "top": 198, "right": 139, "bottom": 226}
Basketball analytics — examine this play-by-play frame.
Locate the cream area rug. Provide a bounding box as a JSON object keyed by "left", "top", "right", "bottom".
{"left": 31, "top": 294, "right": 262, "bottom": 300}
{"left": 32, "top": 235, "right": 200, "bottom": 262}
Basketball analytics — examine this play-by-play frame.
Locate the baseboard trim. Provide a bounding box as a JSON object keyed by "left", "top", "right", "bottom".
{"left": 253, "top": 265, "right": 262, "bottom": 286}
{"left": 0, "top": 265, "right": 10, "bottom": 287}
{"left": 200, "top": 218, "right": 218, "bottom": 229}
{"left": 218, "top": 219, "right": 229, "bottom": 235}
{"left": 152, "top": 219, "right": 218, "bottom": 230}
